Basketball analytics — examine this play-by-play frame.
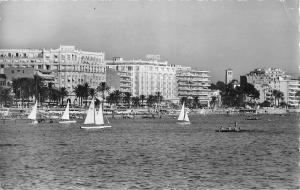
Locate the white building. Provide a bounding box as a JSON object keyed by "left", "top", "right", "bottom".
{"left": 0, "top": 45, "right": 106, "bottom": 97}
{"left": 279, "top": 78, "right": 300, "bottom": 107}
{"left": 225, "top": 69, "right": 233, "bottom": 84}
{"left": 176, "top": 66, "right": 212, "bottom": 106}
{"left": 241, "top": 68, "right": 300, "bottom": 106}
{"left": 106, "top": 56, "right": 178, "bottom": 100}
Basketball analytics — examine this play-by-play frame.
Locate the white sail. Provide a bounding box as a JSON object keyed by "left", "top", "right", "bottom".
{"left": 178, "top": 103, "right": 185, "bottom": 121}
{"left": 200, "top": 108, "right": 206, "bottom": 115}
{"left": 28, "top": 101, "right": 37, "bottom": 120}
{"left": 84, "top": 99, "right": 95, "bottom": 124}
{"left": 184, "top": 111, "right": 190, "bottom": 122}
{"left": 4, "top": 108, "right": 9, "bottom": 116}
{"left": 61, "top": 102, "right": 70, "bottom": 120}
{"left": 95, "top": 103, "right": 104, "bottom": 125}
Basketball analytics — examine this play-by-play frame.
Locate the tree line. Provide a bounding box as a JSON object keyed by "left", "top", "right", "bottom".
{"left": 0, "top": 75, "right": 166, "bottom": 108}
{"left": 209, "top": 80, "right": 296, "bottom": 108}
{"left": 0, "top": 76, "right": 299, "bottom": 108}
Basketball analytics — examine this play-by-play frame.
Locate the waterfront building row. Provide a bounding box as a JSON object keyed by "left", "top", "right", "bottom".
{"left": 0, "top": 45, "right": 106, "bottom": 95}
{"left": 241, "top": 68, "right": 300, "bottom": 107}
{"left": 0, "top": 47, "right": 215, "bottom": 106}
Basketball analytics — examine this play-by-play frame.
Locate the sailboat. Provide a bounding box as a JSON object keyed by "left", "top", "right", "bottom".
{"left": 177, "top": 102, "right": 190, "bottom": 125}
{"left": 59, "top": 102, "right": 77, "bottom": 124}
{"left": 28, "top": 101, "right": 38, "bottom": 124}
{"left": 3, "top": 108, "right": 9, "bottom": 117}
{"left": 199, "top": 108, "right": 206, "bottom": 115}
{"left": 80, "top": 98, "right": 111, "bottom": 129}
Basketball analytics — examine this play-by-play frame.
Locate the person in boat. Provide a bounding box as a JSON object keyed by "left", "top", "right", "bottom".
{"left": 234, "top": 121, "right": 240, "bottom": 131}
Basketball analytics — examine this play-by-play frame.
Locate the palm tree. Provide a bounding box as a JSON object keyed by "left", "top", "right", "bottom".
{"left": 106, "top": 93, "right": 114, "bottom": 106}
{"left": 97, "top": 82, "right": 110, "bottom": 104}
{"left": 51, "top": 88, "right": 60, "bottom": 105}
{"left": 12, "top": 78, "right": 22, "bottom": 104}
{"left": 83, "top": 82, "right": 90, "bottom": 107}
{"left": 59, "top": 87, "right": 68, "bottom": 106}
{"left": 131, "top": 96, "right": 140, "bottom": 108}
{"left": 193, "top": 96, "right": 199, "bottom": 109}
{"left": 74, "top": 84, "right": 84, "bottom": 107}
{"left": 89, "top": 88, "right": 96, "bottom": 99}
{"left": 39, "top": 86, "right": 49, "bottom": 106}
{"left": 272, "top": 90, "right": 284, "bottom": 107}
{"left": 110, "top": 90, "right": 122, "bottom": 106}
{"left": 140, "top": 94, "right": 146, "bottom": 107}
{"left": 48, "top": 82, "right": 54, "bottom": 106}
{"left": 123, "top": 92, "right": 132, "bottom": 108}
{"left": 180, "top": 97, "right": 187, "bottom": 105}
{"left": 33, "top": 75, "right": 44, "bottom": 103}
{"left": 147, "top": 95, "right": 156, "bottom": 107}
{"left": 0, "top": 87, "right": 12, "bottom": 107}
{"left": 155, "top": 91, "right": 163, "bottom": 104}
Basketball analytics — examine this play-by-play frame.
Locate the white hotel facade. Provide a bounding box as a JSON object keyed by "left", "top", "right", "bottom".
{"left": 106, "top": 56, "right": 178, "bottom": 100}
{"left": 0, "top": 45, "right": 106, "bottom": 96}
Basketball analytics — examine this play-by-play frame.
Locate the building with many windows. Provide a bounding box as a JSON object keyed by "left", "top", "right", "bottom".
{"left": 176, "top": 66, "right": 212, "bottom": 106}
{"left": 106, "top": 56, "right": 177, "bottom": 100}
{"left": 279, "top": 78, "right": 300, "bottom": 107}
{"left": 0, "top": 46, "right": 106, "bottom": 97}
{"left": 241, "top": 68, "right": 300, "bottom": 106}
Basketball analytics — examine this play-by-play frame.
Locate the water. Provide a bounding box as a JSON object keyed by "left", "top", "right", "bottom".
{"left": 0, "top": 114, "right": 299, "bottom": 190}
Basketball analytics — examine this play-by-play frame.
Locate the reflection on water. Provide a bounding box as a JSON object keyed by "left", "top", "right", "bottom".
{"left": 0, "top": 114, "right": 299, "bottom": 189}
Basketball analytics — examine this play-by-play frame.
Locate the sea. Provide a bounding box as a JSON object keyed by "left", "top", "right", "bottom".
{"left": 0, "top": 114, "right": 299, "bottom": 190}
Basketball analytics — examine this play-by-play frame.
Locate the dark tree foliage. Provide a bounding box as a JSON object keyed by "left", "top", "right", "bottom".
{"left": 210, "top": 80, "right": 260, "bottom": 108}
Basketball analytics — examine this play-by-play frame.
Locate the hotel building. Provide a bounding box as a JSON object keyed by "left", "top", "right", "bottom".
{"left": 0, "top": 46, "right": 106, "bottom": 97}
{"left": 106, "top": 56, "right": 177, "bottom": 100}
{"left": 176, "top": 66, "right": 212, "bottom": 106}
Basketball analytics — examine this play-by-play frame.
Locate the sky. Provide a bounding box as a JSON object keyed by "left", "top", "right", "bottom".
{"left": 0, "top": 0, "right": 298, "bottom": 82}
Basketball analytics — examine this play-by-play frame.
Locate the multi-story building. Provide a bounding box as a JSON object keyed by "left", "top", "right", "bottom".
{"left": 0, "top": 46, "right": 106, "bottom": 98}
{"left": 106, "top": 56, "right": 177, "bottom": 100}
{"left": 225, "top": 69, "right": 233, "bottom": 84}
{"left": 241, "top": 68, "right": 299, "bottom": 106}
{"left": 279, "top": 78, "right": 300, "bottom": 107}
{"left": 176, "top": 66, "right": 212, "bottom": 106}
{"left": 106, "top": 67, "right": 120, "bottom": 92}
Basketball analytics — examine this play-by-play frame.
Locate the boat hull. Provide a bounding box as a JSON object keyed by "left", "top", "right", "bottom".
{"left": 215, "top": 129, "right": 247, "bottom": 133}
{"left": 80, "top": 125, "right": 111, "bottom": 129}
{"left": 59, "top": 120, "right": 77, "bottom": 124}
{"left": 177, "top": 121, "right": 191, "bottom": 125}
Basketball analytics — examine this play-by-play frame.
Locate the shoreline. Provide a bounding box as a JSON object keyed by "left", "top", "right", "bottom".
{"left": 0, "top": 107, "right": 298, "bottom": 121}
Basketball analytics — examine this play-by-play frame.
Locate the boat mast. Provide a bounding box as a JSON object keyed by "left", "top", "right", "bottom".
{"left": 93, "top": 99, "right": 95, "bottom": 124}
